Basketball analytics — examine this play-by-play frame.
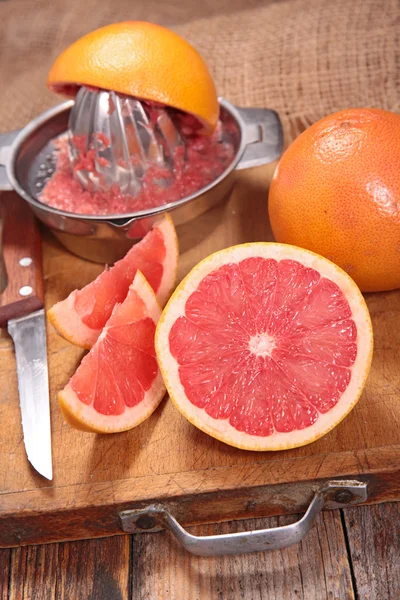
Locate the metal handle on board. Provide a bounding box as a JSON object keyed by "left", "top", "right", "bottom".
{"left": 119, "top": 480, "right": 367, "bottom": 557}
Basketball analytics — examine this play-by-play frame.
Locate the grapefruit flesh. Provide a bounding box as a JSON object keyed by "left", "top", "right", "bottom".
{"left": 59, "top": 270, "right": 165, "bottom": 433}
{"left": 48, "top": 215, "right": 178, "bottom": 348}
{"left": 156, "top": 244, "right": 373, "bottom": 451}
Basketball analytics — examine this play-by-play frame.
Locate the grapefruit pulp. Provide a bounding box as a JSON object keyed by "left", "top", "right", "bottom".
{"left": 156, "top": 243, "right": 373, "bottom": 450}
{"left": 59, "top": 271, "right": 165, "bottom": 433}
{"left": 48, "top": 215, "right": 178, "bottom": 348}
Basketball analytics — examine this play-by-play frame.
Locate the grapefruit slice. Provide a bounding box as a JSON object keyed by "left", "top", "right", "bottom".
{"left": 48, "top": 215, "right": 178, "bottom": 349}
{"left": 156, "top": 243, "right": 373, "bottom": 451}
{"left": 59, "top": 270, "right": 165, "bottom": 433}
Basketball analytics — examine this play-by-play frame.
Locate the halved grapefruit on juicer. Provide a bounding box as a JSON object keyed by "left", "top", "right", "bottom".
{"left": 48, "top": 215, "right": 178, "bottom": 349}
{"left": 155, "top": 243, "right": 373, "bottom": 451}
{"left": 46, "top": 21, "right": 219, "bottom": 133}
{"left": 59, "top": 271, "right": 165, "bottom": 433}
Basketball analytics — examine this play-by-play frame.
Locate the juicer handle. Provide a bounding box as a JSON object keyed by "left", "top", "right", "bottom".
{"left": 0, "top": 130, "right": 20, "bottom": 191}
{"left": 236, "top": 107, "right": 284, "bottom": 170}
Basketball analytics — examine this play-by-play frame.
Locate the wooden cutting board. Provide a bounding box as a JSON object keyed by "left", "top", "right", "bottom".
{"left": 1, "top": 163, "right": 399, "bottom": 547}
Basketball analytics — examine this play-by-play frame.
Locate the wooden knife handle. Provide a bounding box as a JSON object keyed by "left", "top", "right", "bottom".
{"left": 0, "top": 192, "right": 44, "bottom": 327}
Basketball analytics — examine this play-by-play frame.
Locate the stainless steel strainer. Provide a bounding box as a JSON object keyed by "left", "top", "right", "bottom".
{"left": 68, "top": 86, "right": 185, "bottom": 196}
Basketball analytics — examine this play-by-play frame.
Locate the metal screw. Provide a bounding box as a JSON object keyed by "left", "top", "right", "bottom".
{"left": 135, "top": 515, "right": 157, "bottom": 530}
{"left": 333, "top": 489, "right": 353, "bottom": 504}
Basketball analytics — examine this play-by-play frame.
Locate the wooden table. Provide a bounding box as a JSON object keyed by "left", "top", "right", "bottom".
{"left": 1, "top": 502, "right": 399, "bottom": 599}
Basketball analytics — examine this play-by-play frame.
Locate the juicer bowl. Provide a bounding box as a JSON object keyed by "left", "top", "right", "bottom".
{"left": 0, "top": 99, "right": 283, "bottom": 263}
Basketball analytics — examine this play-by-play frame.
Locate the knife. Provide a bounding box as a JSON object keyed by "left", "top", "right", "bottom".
{"left": 0, "top": 191, "right": 52, "bottom": 480}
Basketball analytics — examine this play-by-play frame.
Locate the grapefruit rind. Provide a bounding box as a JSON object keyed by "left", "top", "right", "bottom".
{"left": 48, "top": 290, "right": 96, "bottom": 350}
{"left": 155, "top": 243, "right": 374, "bottom": 451}
{"left": 268, "top": 108, "right": 400, "bottom": 293}
{"left": 47, "top": 22, "right": 219, "bottom": 133}
{"left": 58, "top": 270, "right": 166, "bottom": 433}
{"left": 48, "top": 214, "right": 178, "bottom": 349}
{"left": 153, "top": 215, "right": 179, "bottom": 307}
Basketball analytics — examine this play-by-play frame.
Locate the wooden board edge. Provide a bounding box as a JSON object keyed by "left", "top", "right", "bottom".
{"left": 1, "top": 468, "right": 399, "bottom": 547}
{"left": 2, "top": 444, "right": 399, "bottom": 514}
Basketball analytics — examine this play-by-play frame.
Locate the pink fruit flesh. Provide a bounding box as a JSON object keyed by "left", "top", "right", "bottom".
{"left": 168, "top": 258, "right": 357, "bottom": 436}
{"left": 71, "top": 288, "right": 158, "bottom": 415}
{"left": 74, "top": 225, "right": 165, "bottom": 329}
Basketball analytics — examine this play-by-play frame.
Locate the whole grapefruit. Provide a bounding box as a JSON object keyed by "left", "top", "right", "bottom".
{"left": 268, "top": 108, "right": 400, "bottom": 292}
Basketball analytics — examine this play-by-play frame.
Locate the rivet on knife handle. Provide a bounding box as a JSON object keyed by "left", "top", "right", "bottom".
{"left": 0, "top": 192, "right": 44, "bottom": 327}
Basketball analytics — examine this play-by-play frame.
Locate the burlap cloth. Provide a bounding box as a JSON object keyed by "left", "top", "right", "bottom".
{"left": 0, "top": 0, "right": 399, "bottom": 142}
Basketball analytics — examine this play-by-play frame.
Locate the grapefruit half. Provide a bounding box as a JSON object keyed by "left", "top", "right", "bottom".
{"left": 48, "top": 215, "right": 178, "bottom": 349}
{"left": 47, "top": 21, "right": 219, "bottom": 133}
{"left": 59, "top": 271, "right": 165, "bottom": 433}
{"left": 155, "top": 243, "right": 373, "bottom": 451}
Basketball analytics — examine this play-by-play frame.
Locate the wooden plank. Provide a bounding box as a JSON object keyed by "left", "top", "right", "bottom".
{"left": 344, "top": 502, "right": 400, "bottom": 600}
{"left": 0, "top": 165, "right": 399, "bottom": 546}
{"left": 8, "top": 536, "right": 130, "bottom": 600}
{"left": 56, "top": 536, "right": 130, "bottom": 600}
{"left": 0, "top": 549, "right": 10, "bottom": 600}
{"left": 131, "top": 511, "right": 355, "bottom": 600}
{"left": 9, "top": 543, "right": 58, "bottom": 600}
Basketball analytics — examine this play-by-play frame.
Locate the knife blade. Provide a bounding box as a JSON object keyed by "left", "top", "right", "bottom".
{"left": 0, "top": 191, "right": 52, "bottom": 480}
{"left": 8, "top": 310, "right": 52, "bottom": 479}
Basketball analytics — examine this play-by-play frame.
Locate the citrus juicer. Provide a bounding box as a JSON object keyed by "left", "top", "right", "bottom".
{"left": 0, "top": 98, "right": 283, "bottom": 263}
{"left": 68, "top": 86, "right": 186, "bottom": 196}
